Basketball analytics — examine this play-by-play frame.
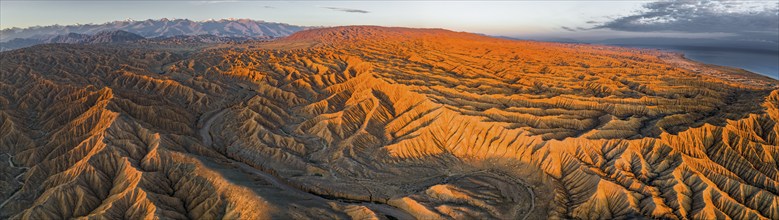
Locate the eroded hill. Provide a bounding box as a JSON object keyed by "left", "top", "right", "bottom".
{"left": 1, "top": 26, "right": 777, "bottom": 219}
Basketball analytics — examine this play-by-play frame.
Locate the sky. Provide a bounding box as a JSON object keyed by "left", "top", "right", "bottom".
{"left": 1, "top": 0, "right": 777, "bottom": 42}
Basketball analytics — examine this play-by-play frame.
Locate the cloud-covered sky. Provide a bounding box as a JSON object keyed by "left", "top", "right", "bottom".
{"left": 591, "top": 0, "right": 779, "bottom": 44}
{"left": 1, "top": 0, "right": 776, "bottom": 43}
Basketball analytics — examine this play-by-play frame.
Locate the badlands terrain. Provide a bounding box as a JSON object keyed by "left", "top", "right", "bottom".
{"left": 0, "top": 26, "right": 778, "bottom": 219}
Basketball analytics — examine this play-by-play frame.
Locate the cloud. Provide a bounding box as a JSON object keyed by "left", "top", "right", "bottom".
{"left": 593, "top": 0, "right": 779, "bottom": 43}
{"left": 561, "top": 26, "right": 576, "bottom": 32}
{"left": 323, "top": 7, "right": 370, "bottom": 14}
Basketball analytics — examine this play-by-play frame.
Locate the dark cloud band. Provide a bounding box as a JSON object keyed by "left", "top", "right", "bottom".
{"left": 593, "top": 0, "right": 778, "bottom": 43}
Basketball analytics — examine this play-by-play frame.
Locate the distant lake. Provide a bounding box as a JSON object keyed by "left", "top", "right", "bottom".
{"left": 610, "top": 44, "right": 779, "bottom": 80}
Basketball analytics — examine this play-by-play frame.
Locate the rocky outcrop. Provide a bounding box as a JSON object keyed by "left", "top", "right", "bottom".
{"left": 1, "top": 30, "right": 145, "bottom": 51}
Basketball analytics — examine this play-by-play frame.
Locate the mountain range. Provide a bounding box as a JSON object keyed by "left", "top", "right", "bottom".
{"left": 0, "top": 18, "right": 305, "bottom": 42}
{"left": 0, "top": 30, "right": 146, "bottom": 51}
{"left": 0, "top": 30, "right": 271, "bottom": 51}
